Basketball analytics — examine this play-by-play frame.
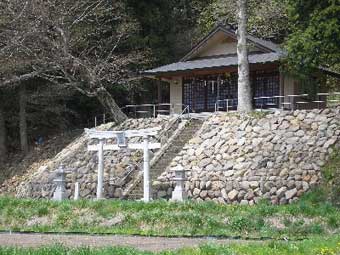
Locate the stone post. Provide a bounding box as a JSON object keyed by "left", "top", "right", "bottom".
{"left": 171, "top": 165, "right": 187, "bottom": 202}
{"left": 53, "top": 164, "right": 68, "bottom": 201}
{"left": 97, "top": 139, "right": 104, "bottom": 200}
{"left": 143, "top": 135, "right": 151, "bottom": 202}
{"left": 74, "top": 182, "right": 80, "bottom": 200}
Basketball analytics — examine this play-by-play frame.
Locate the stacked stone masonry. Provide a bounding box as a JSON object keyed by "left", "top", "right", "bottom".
{"left": 4, "top": 108, "right": 340, "bottom": 205}
{"left": 14, "top": 116, "right": 176, "bottom": 199}
{"left": 156, "top": 108, "right": 340, "bottom": 205}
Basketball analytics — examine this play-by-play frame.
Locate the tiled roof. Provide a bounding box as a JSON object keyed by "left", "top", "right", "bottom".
{"left": 246, "top": 34, "right": 284, "bottom": 54}
{"left": 144, "top": 52, "right": 281, "bottom": 75}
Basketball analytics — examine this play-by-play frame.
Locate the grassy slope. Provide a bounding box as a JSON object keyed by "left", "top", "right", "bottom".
{"left": 0, "top": 150, "right": 339, "bottom": 254}
{"left": 0, "top": 190, "right": 339, "bottom": 240}
{"left": 0, "top": 236, "right": 339, "bottom": 255}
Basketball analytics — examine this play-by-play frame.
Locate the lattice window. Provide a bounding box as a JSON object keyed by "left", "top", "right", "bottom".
{"left": 194, "top": 78, "right": 206, "bottom": 111}
{"left": 183, "top": 71, "right": 279, "bottom": 112}
{"left": 252, "top": 71, "right": 280, "bottom": 108}
{"left": 183, "top": 78, "right": 194, "bottom": 110}
{"left": 207, "top": 76, "right": 218, "bottom": 111}
{"left": 219, "top": 73, "right": 238, "bottom": 109}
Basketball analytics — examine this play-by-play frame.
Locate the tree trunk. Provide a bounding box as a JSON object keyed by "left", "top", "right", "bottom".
{"left": 19, "top": 84, "right": 29, "bottom": 154}
{"left": 96, "top": 88, "right": 127, "bottom": 124}
{"left": 0, "top": 100, "right": 6, "bottom": 165}
{"left": 237, "top": 0, "right": 253, "bottom": 112}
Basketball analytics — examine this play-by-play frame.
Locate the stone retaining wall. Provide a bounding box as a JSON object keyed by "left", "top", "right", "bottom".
{"left": 155, "top": 108, "right": 340, "bottom": 204}
{"left": 15, "top": 116, "right": 175, "bottom": 199}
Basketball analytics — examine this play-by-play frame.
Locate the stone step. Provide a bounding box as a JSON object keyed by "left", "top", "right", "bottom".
{"left": 152, "top": 168, "right": 169, "bottom": 171}
{"left": 126, "top": 119, "right": 203, "bottom": 199}
{"left": 152, "top": 165, "right": 170, "bottom": 169}
{"left": 152, "top": 168, "right": 168, "bottom": 172}
{"left": 152, "top": 165, "right": 170, "bottom": 168}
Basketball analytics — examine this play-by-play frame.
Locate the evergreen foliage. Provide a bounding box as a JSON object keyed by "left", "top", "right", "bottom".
{"left": 285, "top": 0, "right": 340, "bottom": 74}
{"left": 0, "top": 0, "right": 339, "bottom": 154}
{"left": 198, "top": 0, "right": 288, "bottom": 43}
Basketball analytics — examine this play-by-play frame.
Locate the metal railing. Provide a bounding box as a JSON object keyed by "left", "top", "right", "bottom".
{"left": 156, "top": 104, "right": 191, "bottom": 144}
{"left": 122, "top": 104, "right": 158, "bottom": 119}
{"left": 111, "top": 105, "right": 191, "bottom": 192}
{"left": 120, "top": 103, "right": 188, "bottom": 119}
{"left": 92, "top": 103, "right": 190, "bottom": 127}
{"left": 215, "top": 99, "right": 237, "bottom": 112}
{"left": 178, "top": 105, "right": 191, "bottom": 119}
{"left": 94, "top": 114, "right": 108, "bottom": 128}
{"left": 214, "top": 92, "right": 340, "bottom": 113}
{"left": 110, "top": 165, "right": 138, "bottom": 187}
{"left": 91, "top": 92, "right": 340, "bottom": 127}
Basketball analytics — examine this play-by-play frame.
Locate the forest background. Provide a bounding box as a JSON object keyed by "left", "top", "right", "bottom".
{"left": 0, "top": 0, "right": 339, "bottom": 159}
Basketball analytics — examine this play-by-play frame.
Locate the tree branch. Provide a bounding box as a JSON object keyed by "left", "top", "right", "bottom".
{"left": 1, "top": 71, "right": 40, "bottom": 87}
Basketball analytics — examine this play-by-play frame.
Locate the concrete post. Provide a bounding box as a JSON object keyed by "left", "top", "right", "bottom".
{"left": 143, "top": 135, "right": 151, "bottom": 202}
{"left": 97, "top": 139, "right": 104, "bottom": 199}
{"left": 171, "top": 165, "right": 187, "bottom": 202}
{"left": 53, "top": 164, "right": 68, "bottom": 201}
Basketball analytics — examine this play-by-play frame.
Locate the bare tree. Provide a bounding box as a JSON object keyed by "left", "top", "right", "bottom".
{"left": 0, "top": 0, "right": 146, "bottom": 123}
{"left": 237, "top": 0, "right": 253, "bottom": 112}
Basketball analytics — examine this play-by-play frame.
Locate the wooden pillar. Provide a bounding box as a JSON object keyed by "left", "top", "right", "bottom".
{"left": 192, "top": 77, "right": 196, "bottom": 112}
{"left": 204, "top": 80, "right": 208, "bottom": 111}
{"left": 217, "top": 75, "right": 221, "bottom": 101}
{"left": 279, "top": 71, "right": 285, "bottom": 108}
{"left": 251, "top": 71, "right": 256, "bottom": 108}
{"left": 157, "top": 79, "right": 162, "bottom": 104}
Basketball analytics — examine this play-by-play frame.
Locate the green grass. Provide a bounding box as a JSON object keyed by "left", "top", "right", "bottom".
{"left": 0, "top": 236, "right": 340, "bottom": 255}
{"left": 0, "top": 190, "right": 339, "bottom": 240}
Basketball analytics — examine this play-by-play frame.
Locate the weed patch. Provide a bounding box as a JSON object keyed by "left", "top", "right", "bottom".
{"left": 0, "top": 191, "right": 339, "bottom": 239}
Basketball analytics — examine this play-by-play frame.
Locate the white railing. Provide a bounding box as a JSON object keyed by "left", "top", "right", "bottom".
{"left": 215, "top": 99, "right": 236, "bottom": 112}
{"left": 214, "top": 92, "right": 340, "bottom": 113}
{"left": 121, "top": 103, "right": 187, "bottom": 119}
{"left": 180, "top": 105, "right": 191, "bottom": 119}
{"left": 91, "top": 92, "right": 340, "bottom": 127}
{"left": 92, "top": 103, "right": 190, "bottom": 127}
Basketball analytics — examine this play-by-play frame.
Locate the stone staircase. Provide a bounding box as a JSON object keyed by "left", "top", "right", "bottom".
{"left": 125, "top": 118, "right": 203, "bottom": 200}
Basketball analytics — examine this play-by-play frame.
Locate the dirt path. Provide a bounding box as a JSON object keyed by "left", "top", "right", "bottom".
{"left": 0, "top": 233, "right": 260, "bottom": 252}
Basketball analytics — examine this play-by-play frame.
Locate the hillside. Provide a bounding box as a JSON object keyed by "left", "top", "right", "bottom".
{"left": 0, "top": 130, "right": 82, "bottom": 195}
{"left": 0, "top": 116, "right": 176, "bottom": 199}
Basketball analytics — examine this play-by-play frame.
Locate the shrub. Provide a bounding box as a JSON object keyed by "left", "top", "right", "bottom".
{"left": 229, "top": 216, "right": 252, "bottom": 232}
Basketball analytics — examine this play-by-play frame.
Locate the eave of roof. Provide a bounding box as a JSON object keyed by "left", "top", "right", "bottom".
{"left": 318, "top": 67, "right": 340, "bottom": 79}
{"left": 144, "top": 52, "right": 281, "bottom": 76}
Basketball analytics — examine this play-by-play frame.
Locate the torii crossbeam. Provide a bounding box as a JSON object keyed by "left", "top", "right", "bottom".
{"left": 85, "top": 127, "right": 161, "bottom": 202}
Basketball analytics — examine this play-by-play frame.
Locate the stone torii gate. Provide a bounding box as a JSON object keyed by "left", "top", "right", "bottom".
{"left": 85, "top": 127, "right": 161, "bottom": 202}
